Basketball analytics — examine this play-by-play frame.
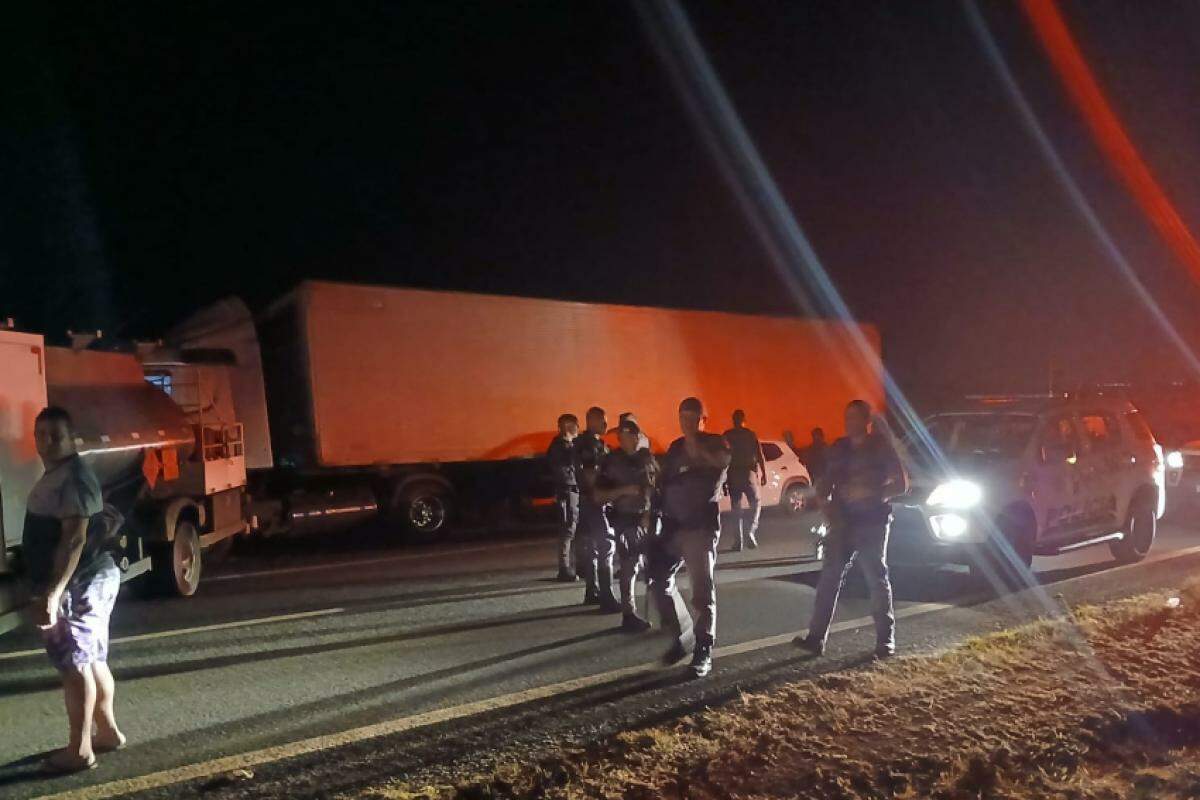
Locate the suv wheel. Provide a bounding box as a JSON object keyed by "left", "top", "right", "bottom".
{"left": 969, "top": 513, "right": 1034, "bottom": 591}
{"left": 781, "top": 481, "right": 809, "bottom": 515}
{"left": 1110, "top": 492, "right": 1156, "bottom": 564}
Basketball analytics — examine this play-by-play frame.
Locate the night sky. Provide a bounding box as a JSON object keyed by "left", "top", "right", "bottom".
{"left": 3, "top": 1, "right": 1200, "bottom": 410}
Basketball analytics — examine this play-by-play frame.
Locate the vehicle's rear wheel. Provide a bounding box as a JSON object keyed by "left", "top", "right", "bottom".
{"left": 389, "top": 481, "right": 454, "bottom": 542}
{"left": 781, "top": 481, "right": 810, "bottom": 515}
{"left": 969, "top": 513, "right": 1034, "bottom": 592}
{"left": 1110, "top": 492, "right": 1156, "bottom": 564}
{"left": 148, "top": 519, "right": 203, "bottom": 597}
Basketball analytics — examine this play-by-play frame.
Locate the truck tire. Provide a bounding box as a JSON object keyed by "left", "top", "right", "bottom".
{"left": 1110, "top": 491, "right": 1156, "bottom": 564}
{"left": 148, "top": 519, "right": 203, "bottom": 597}
{"left": 390, "top": 482, "right": 453, "bottom": 542}
{"left": 969, "top": 512, "right": 1034, "bottom": 592}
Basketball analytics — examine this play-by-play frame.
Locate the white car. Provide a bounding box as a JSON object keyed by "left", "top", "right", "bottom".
{"left": 719, "top": 439, "right": 813, "bottom": 515}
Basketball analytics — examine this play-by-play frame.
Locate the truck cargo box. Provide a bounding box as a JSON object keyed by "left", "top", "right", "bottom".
{"left": 260, "top": 281, "right": 884, "bottom": 469}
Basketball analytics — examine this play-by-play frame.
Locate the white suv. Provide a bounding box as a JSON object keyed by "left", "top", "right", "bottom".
{"left": 889, "top": 395, "right": 1165, "bottom": 585}
{"left": 1165, "top": 440, "right": 1200, "bottom": 515}
{"left": 719, "top": 440, "right": 812, "bottom": 515}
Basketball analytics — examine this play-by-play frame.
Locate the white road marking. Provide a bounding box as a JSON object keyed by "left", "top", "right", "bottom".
{"left": 19, "top": 540, "right": 1200, "bottom": 799}
{"left": 0, "top": 561, "right": 816, "bottom": 663}
{"left": 3, "top": 540, "right": 1196, "bottom": 665}
{"left": 28, "top": 602, "right": 953, "bottom": 800}
{"left": 0, "top": 608, "right": 346, "bottom": 663}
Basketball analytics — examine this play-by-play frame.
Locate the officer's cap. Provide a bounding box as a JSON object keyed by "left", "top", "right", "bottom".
{"left": 617, "top": 418, "right": 641, "bottom": 436}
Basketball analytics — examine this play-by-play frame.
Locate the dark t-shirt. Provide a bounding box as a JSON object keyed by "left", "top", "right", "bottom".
{"left": 574, "top": 431, "right": 609, "bottom": 508}
{"left": 599, "top": 449, "right": 658, "bottom": 522}
{"left": 723, "top": 426, "right": 761, "bottom": 484}
{"left": 546, "top": 436, "right": 577, "bottom": 491}
{"left": 804, "top": 441, "right": 828, "bottom": 481}
{"left": 23, "top": 454, "right": 107, "bottom": 593}
{"left": 660, "top": 433, "right": 730, "bottom": 532}
{"left": 826, "top": 434, "right": 904, "bottom": 525}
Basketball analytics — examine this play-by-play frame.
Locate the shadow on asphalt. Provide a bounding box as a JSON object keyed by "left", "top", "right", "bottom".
{"left": 0, "top": 749, "right": 60, "bottom": 790}
{"left": 781, "top": 556, "right": 1130, "bottom": 606}
{"left": 110, "top": 577, "right": 581, "bottom": 635}
{"left": 106, "top": 554, "right": 818, "bottom": 640}
{"left": 0, "top": 603, "right": 608, "bottom": 697}
{"left": 1033, "top": 559, "right": 1127, "bottom": 585}
{"left": 54, "top": 625, "right": 635, "bottom": 782}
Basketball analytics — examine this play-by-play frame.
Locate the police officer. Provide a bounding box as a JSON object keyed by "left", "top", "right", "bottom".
{"left": 648, "top": 397, "right": 731, "bottom": 678}
{"left": 804, "top": 427, "right": 829, "bottom": 484}
{"left": 546, "top": 413, "right": 580, "bottom": 582}
{"left": 795, "top": 400, "right": 907, "bottom": 660}
{"left": 576, "top": 406, "right": 621, "bottom": 612}
{"left": 723, "top": 409, "right": 767, "bottom": 551}
{"left": 617, "top": 411, "right": 651, "bottom": 452}
{"left": 595, "top": 417, "right": 657, "bottom": 632}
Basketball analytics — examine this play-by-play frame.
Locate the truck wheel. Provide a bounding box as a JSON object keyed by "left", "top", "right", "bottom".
{"left": 782, "top": 481, "right": 810, "bottom": 515}
{"left": 969, "top": 513, "right": 1034, "bottom": 592}
{"left": 391, "top": 482, "right": 453, "bottom": 542}
{"left": 149, "top": 520, "right": 203, "bottom": 597}
{"left": 1110, "top": 492, "right": 1156, "bottom": 564}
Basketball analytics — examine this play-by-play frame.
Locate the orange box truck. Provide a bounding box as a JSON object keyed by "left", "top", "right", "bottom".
{"left": 165, "top": 280, "right": 884, "bottom": 541}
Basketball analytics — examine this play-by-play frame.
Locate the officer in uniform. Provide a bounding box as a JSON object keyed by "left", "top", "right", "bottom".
{"left": 648, "top": 396, "right": 730, "bottom": 678}
{"left": 575, "top": 406, "right": 621, "bottom": 612}
{"left": 795, "top": 400, "right": 907, "bottom": 660}
{"left": 594, "top": 417, "right": 657, "bottom": 632}
{"left": 723, "top": 409, "right": 767, "bottom": 551}
{"left": 617, "top": 411, "right": 651, "bottom": 452}
{"left": 546, "top": 413, "right": 580, "bottom": 582}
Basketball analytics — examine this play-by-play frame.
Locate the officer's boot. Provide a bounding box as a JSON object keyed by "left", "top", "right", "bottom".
{"left": 581, "top": 557, "right": 600, "bottom": 605}
{"left": 689, "top": 637, "right": 714, "bottom": 678}
{"left": 597, "top": 561, "right": 621, "bottom": 614}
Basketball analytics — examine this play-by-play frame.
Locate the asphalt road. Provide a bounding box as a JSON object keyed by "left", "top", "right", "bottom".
{"left": 1, "top": 509, "right": 1198, "bottom": 800}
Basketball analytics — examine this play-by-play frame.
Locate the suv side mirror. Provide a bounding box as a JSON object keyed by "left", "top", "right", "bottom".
{"left": 1042, "top": 443, "right": 1076, "bottom": 464}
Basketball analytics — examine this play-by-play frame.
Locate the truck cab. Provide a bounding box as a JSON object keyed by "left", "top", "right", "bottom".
{"left": 0, "top": 330, "right": 51, "bottom": 633}
{"left": 1, "top": 327, "right": 251, "bottom": 635}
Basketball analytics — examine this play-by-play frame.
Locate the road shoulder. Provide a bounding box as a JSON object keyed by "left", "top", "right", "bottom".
{"left": 350, "top": 578, "right": 1200, "bottom": 800}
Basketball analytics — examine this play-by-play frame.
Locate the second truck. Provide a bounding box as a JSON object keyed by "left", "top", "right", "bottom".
{"left": 160, "top": 280, "right": 884, "bottom": 547}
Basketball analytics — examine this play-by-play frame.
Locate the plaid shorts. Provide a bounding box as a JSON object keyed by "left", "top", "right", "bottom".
{"left": 41, "top": 558, "right": 121, "bottom": 671}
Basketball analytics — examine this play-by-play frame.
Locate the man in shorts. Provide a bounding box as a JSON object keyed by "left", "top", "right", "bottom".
{"left": 25, "top": 406, "right": 126, "bottom": 773}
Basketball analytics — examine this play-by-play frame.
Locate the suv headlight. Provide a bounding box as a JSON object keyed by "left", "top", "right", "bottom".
{"left": 926, "top": 479, "right": 983, "bottom": 510}
{"left": 1166, "top": 450, "right": 1184, "bottom": 470}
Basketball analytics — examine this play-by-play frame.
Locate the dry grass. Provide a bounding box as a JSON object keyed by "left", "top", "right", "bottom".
{"left": 350, "top": 579, "right": 1200, "bottom": 800}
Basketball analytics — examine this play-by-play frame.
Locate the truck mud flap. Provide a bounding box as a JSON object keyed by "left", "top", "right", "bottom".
{"left": 119, "top": 555, "right": 153, "bottom": 583}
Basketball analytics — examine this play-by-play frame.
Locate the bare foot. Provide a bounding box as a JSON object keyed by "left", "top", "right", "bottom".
{"left": 93, "top": 728, "right": 127, "bottom": 753}
{"left": 41, "top": 748, "right": 96, "bottom": 774}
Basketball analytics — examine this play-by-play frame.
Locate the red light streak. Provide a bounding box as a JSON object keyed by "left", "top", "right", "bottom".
{"left": 1020, "top": 0, "right": 1200, "bottom": 282}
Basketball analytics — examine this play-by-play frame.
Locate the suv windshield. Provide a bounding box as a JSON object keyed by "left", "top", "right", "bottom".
{"left": 905, "top": 414, "right": 1038, "bottom": 466}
